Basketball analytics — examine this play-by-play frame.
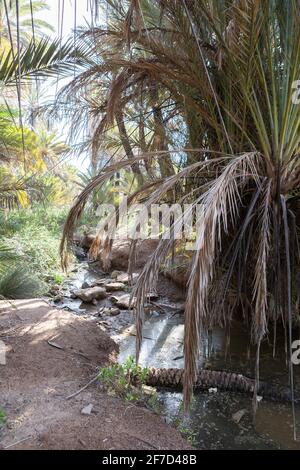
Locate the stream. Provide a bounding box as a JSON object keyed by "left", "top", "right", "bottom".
{"left": 52, "top": 259, "right": 300, "bottom": 450}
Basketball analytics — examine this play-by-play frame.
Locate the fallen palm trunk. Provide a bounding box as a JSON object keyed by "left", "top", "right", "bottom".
{"left": 143, "top": 368, "right": 296, "bottom": 403}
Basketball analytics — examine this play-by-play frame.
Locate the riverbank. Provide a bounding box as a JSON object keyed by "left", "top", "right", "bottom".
{"left": 0, "top": 299, "right": 191, "bottom": 450}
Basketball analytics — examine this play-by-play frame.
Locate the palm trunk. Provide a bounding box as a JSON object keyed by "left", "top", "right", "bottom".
{"left": 150, "top": 85, "right": 175, "bottom": 178}
{"left": 141, "top": 368, "right": 295, "bottom": 402}
{"left": 115, "top": 112, "right": 143, "bottom": 186}
{"left": 139, "top": 118, "right": 155, "bottom": 179}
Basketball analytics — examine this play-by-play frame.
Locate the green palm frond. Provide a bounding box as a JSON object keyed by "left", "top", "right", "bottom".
{"left": 0, "top": 37, "right": 80, "bottom": 85}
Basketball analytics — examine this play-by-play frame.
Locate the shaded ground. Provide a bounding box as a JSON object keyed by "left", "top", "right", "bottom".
{"left": 0, "top": 299, "right": 191, "bottom": 450}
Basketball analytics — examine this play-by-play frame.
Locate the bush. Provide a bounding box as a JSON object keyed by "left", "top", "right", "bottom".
{"left": 0, "top": 206, "right": 68, "bottom": 292}
{"left": 0, "top": 204, "right": 98, "bottom": 297}
{"left": 98, "top": 356, "right": 160, "bottom": 411}
{"left": 0, "top": 266, "right": 42, "bottom": 299}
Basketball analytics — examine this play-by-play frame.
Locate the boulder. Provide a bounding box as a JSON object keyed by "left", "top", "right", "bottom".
{"left": 116, "top": 272, "right": 139, "bottom": 284}
{"left": 73, "top": 286, "right": 107, "bottom": 303}
{"left": 100, "top": 239, "right": 159, "bottom": 271}
{"left": 111, "top": 270, "right": 123, "bottom": 279}
{"left": 90, "top": 278, "right": 114, "bottom": 287}
{"left": 110, "top": 294, "right": 136, "bottom": 309}
{"left": 103, "top": 282, "right": 126, "bottom": 292}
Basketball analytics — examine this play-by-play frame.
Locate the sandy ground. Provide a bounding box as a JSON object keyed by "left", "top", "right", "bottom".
{"left": 0, "top": 299, "right": 190, "bottom": 450}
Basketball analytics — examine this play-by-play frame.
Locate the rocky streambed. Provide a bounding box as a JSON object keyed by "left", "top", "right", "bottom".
{"left": 48, "top": 249, "right": 300, "bottom": 450}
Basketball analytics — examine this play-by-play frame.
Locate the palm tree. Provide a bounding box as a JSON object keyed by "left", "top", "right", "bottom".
{"left": 60, "top": 1, "right": 300, "bottom": 434}
{"left": 0, "top": 0, "right": 54, "bottom": 49}
{"left": 0, "top": 31, "right": 81, "bottom": 207}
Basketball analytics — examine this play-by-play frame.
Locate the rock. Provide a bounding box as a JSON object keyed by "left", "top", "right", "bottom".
{"left": 116, "top": 272, "right": 139, "bottom": 284}
{"left": 104, "top": 239, "right": 159, "bottom": 271}
{"left": 73, "top": 286, "right": 107, "bottom": 303}
{"left": 208, "top": 387, "right": 218, "bottom": 394}
{"left": 98, "top": 307, "right": 121, "bottom": 316}
{"left": 111, "top": 270, "right": 123, "bottom": 279}
{"left": 110, "top": 294, "right": 136, "bottom": 309}
{"left": 91, "top": 278, "right": 114, "bottom": 287}
{"left": 81, "top": 404, "right": 93, "bottom": 415}
{"left": 103, "top": 282, "right": 126, "bottom": 292}
{"left": 81, "top": 281, "right": 91, "bottom": 289}
{"left": 232, "top": 409, "right": 247, "bottom": 424}
{"left": 91, "top": 299, "right": 98, "bottom": 306}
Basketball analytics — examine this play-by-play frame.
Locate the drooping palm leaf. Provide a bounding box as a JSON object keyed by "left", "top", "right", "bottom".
{"left": 0, "top": 37, "right": 82, "bottom": 85}
{"left": 58, "top": 0, "right": 300, "bottom": 438}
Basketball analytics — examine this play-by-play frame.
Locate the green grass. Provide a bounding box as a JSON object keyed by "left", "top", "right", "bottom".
{"left": 0, "top": 206, "right": 73, "bottom": 298}
{"left": 0, "top": 408, "right": 6, "bottom": 427}
{"left": 0, "top": 204, "right": 100, "bottom": 298}
{"left": 0, "top": 266, "right": 42, "bottom": 299}
{"left": 0, "top": 206, "right": 69, "bottom": 295}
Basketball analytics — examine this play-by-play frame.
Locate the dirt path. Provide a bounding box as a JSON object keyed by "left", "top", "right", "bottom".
{"left": 0, "top": 299, "right": 190, "bottom": 450}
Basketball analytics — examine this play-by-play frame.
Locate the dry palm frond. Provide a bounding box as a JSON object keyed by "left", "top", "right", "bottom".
{"left": 58, "top": 0, "right": 300, "bottom": 437}
{"left": 60, "top": 148, "right": 219, "bottom": 269}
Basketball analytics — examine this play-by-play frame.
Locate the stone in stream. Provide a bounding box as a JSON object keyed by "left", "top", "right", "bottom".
{"left": 116, "top": 272, "right": 139, "bottom": 284}
{"left": 89, "top": 279, "right": 126, "bottom": 291}
{"left": 103, "top": 282, "right": 126, "bottom": 292}
{"left": 91, "top": 278, "right": 114, "bottom": 287}
{"left": 73, "top": 286, "right": 107, "bottom": 303}
{"left": 98, "top": 307, "right": 121, "bottom": 316}
{"left": 110, "top": 293, "right": 136, "bottom": 309}
{"left": 111, "top": 270, "right": 123, "bottom": 279}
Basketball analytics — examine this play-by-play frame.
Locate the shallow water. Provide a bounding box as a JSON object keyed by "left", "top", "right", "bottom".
{"left": 118, "top": 311, "right": 300, "bottom": 449}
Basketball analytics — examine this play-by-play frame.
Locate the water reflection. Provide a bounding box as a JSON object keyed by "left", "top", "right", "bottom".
{"left": 118, "top": 312, "right": 300, "bottom": 450}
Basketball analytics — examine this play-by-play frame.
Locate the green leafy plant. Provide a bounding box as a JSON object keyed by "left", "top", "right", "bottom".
{"left": 177, "top": 424, "right": 197, "bottom": 447}
{"left": 0, "top": 408, "right": 6, "bottom": 427}
{"left": 98, "top": 356, "right": 160, "bottom": 411}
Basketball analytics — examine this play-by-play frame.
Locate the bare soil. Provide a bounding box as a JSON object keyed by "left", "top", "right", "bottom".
{"left": 0, "top": 299, "right": 191, "bottom": 450}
